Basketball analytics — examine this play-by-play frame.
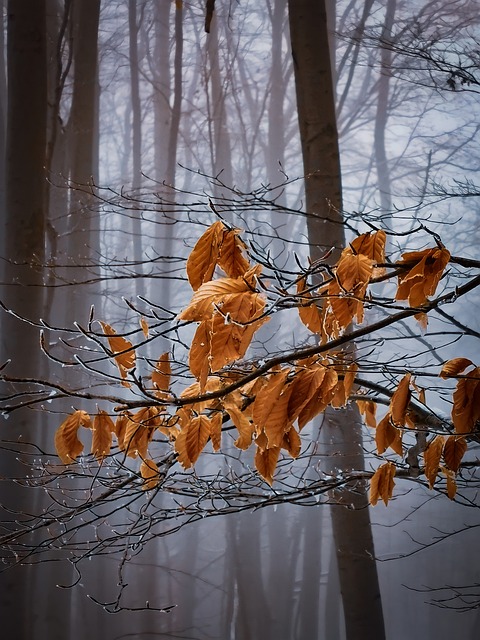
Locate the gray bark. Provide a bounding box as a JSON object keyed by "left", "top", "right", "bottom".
{"left": 288, "top": 2, "right": 386, "bottom": 638}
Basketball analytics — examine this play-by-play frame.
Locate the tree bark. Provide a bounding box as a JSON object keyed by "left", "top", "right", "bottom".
{"left": 0, "top": 5, "right": 48, "bottom": 638}
{"left": 288, "top": 2, "right": 386, "bottom": 638}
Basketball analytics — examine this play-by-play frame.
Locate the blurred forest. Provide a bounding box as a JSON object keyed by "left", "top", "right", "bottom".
{"left": 1, "top": 1, "right": 480, "bottom": 639}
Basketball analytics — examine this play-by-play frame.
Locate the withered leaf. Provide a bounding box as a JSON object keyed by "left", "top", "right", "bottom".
{"left": 375, "top": 413, "right": 403, "bottom": 456}
{"left": 55, "top": 410, "right": 92, "bottom": 464}
{"left": 296, "top": 277, "right": 322, "bottom": 333}
{"left": 92, "top": 410, "right": 114, "bottom": 461}
{"left": 217, "top": 228, "right": 250, "bottom": 278}
{"left": 370, "top": 461, "right": 396, "bottom": 506}
{"left": 100, "top": 322, "right": 136, "bottom": 386}
{"left": 443, "top": 435, "right": 467, "bottom": 473}
{"left": 140, "top": 458, "right": 160, "bottom": 490}
{"left": 390, "top": 373, "right": 411, "bottom": 427}
{"left": 424, "top": 435, "right": 446, "bottom": 489}
{"left": 186, "top": 220, "right": 225, "bottom": 290}
{"left": 440, "top": 358, "right": 474, "bottom": 379}
{"left": 255, "top": 445, "right": 280, "bottom": 486}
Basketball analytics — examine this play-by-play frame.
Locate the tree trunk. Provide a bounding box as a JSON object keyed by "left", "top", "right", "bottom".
{"left": 65, "top": 0, "right": 100, "bottom": 323}
{"left": 288, "top": 2, "right": 386, "bottom": 638}
{"left": 128, "top": 0, "right": 145, "bottom": 299}
{"left": 0, "top": 5, "right": 48, "bottom": 638}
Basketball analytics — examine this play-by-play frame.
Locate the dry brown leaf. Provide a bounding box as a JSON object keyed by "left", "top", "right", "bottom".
{"left": 441, "top": 466, "right": 458, "bottom": 500}
{"left": 217, "top": 228, "right": 250, "bottom": 278}
{"left": 188, "top": 321, "right": 211, "bottom": 389}
{"left": 390, "top": 373, "right": 411, "bottom": 427}
{"left": 123, "top": 407, "right": 160, "bottom": 458}
{"left": 100, "top": 322, "right": 136, "bottom": 386}
{"left": 296, "top": 277, "right": 322, "bottom": 333}
{"left": 297, "top": 368, "right": 339, "bottom": 430}
{"left": 186, "top": 220, "right": 225, "bottom": 290}
{"left": 281, "top": 425, "right": 301, "bottom": 459}
{"left": 351, "top": 230, "right": 387, "bottom": 266}
{"left": 451, "top": 368, "right": 480, "bottom": 434}
{"left": 424, "top": 435, "right": 446, "bottom": 488}
{"left": 395, "top": 247, "right": 450, "bottom": 308}
{"left": 375, "top": 413, "right": 403, "bottom": 456}
{"left": 140, "top": 458, "right": 160, "bottom": 490}
{"left": 439, "top": 358, "right": 474, "bottom": 379}
{"left": 443, "top": 435, "right": 467, "bottom": 473}
{"left": 91, "top": 410, "right": 114, "bottom": 461}
{"left": 140, "top": 317, "right": 149, "bottom": 338}
{"left": 223, "top": 393, "right": 255, "bottom": 450}
{"left": 252, "top": 370, "right": 293, "bottom": 448}
{"left": 336, "top": 251, "right": 374, "bottom": 293}
{"left": 173, "top": 428, "right": 192, "bottom": 469}
{"left": 370, "top": 461, "right": 396, "bottom": 506}
{"left": 254, "top": 445, "right": 280, "bottom": 486}
{"left": 55, "top": 410, "right": 92, "bottom": 464}
{"left": 178, "top": 276, "right": 252, "bottom": 322}
{"left": 185, "top": 415, "right": 211, "bottom": 464}
{"left": 152, "top": 352, "right": 171, "bottom": 397}
{"left": 288, "top": 365, "right": 327, "bottom": 422}
{"left": 357, "top": 399, "right": 377, "bottom": 428}
{"left": 209, "top": 412, "right": 223, "bottom": 452}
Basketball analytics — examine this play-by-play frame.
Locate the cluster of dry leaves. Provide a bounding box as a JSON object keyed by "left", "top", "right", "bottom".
{"left": 54, "top": 221, "right": 476, "bottom": 503}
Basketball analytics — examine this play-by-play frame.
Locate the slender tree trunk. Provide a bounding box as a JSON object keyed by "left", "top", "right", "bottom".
{"left": 153, "top": 0, "right": 171, "bottom": 183}
{"left": 288, "top": 2, "right": 386, "bottom": 638}
{"left": 205, "top": 9, "right": 233, "bottom": 192}
{"left": 374, "top": 0, "right": 396, "bottom": 219}
{"left": 128, "top": 0, "right": 145, "bottom": 298}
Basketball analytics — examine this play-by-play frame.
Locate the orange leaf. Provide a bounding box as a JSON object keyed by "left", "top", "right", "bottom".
{"left": 390, "top": 373, "right": 411, "bottom": 427}
{"left": 375, "top": 413, "right": 402, "bottom": 456}
{"left": 252, "top": 370, "right": 293, "bottom": 448}
{"left": 209, "top": 412, "right": 223, "bottom": 452}
{"left": 297, "top": 368, "right": 339, "bottom": 430}
{"left": 336, "top": 251, "right": 374, "bottom": 293}
{"left": 288, "top": 365, "right": 327, "bottom": 422}
{"left": 281, "top": 425, "right": 301, "bottom": 458}
{"left": 296, "top": 277, "right": 322, "bottom": 333}
{"left": 440, "top": 358, "right": 474, "bottom": 379}
{"left": 370, "top": 462, "right": 396, "bottom": 506}
{"left": 185, "top": 415, "right": 211, "bottom": 464}
{"left": 357, "top": 399, "right": 377, "bottom": 428}
{"left": 443, "top": 435, "right": 467, "bottom": 473}
{"left": 124, "top": 407, "right": 160, "bottom": 458}
{"left": 100, "top": 322, "right": 136, "bottom": 385}
{"left": 396, "top": 247, "right": 450, "bottom": 308}
{"left": 140, "top": 458, "right": 160, "bottom": 490}
{"left": 92, "top": 410, "right": 114, "bottom": 461}
{"left": 223, "top": 393, "right": 255, "bottom": 450}
{"left": 178, "top": 276, "right": 252, "bottom": 322}
{"left": 55, "top": 410, "right": 91, "bottom": 464}
{"left": 152, "top": 352, "right": 171, "bottom": 397}
{"left": 351, "top": 230, "right": 386, "bottom": 265}
{"left": 451, "top": 368, "right": 480, "bottom": 434}
{"left": 186, "top": 220, "right": 225, "bottom": 290}
{"left": 188, "top": 321, "right": 211, "bottom": 389}
{"left": 424, "top": 435, "right": 446, "bottom": 488}
{"left": 255, "top": 445, "right": 280, "bottom": 485}
{"left": 140, "top": 317, "right": 149, "bottom": 338}
{"left": 217, "top": 228, "right": 250, "bottom": 278}
{"left": 441, "top": 466, "right": 457, "bottom": 500}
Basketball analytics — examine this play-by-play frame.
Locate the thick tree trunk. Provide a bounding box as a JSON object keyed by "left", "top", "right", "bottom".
{"left": 0, "top": 5, "right": 47, "bottom": 638}
{"left": 65, "top": 0, "right": 100, "bottom": 323}
{"left": 288, "top": 2, "right": 386, "bottom": 638}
